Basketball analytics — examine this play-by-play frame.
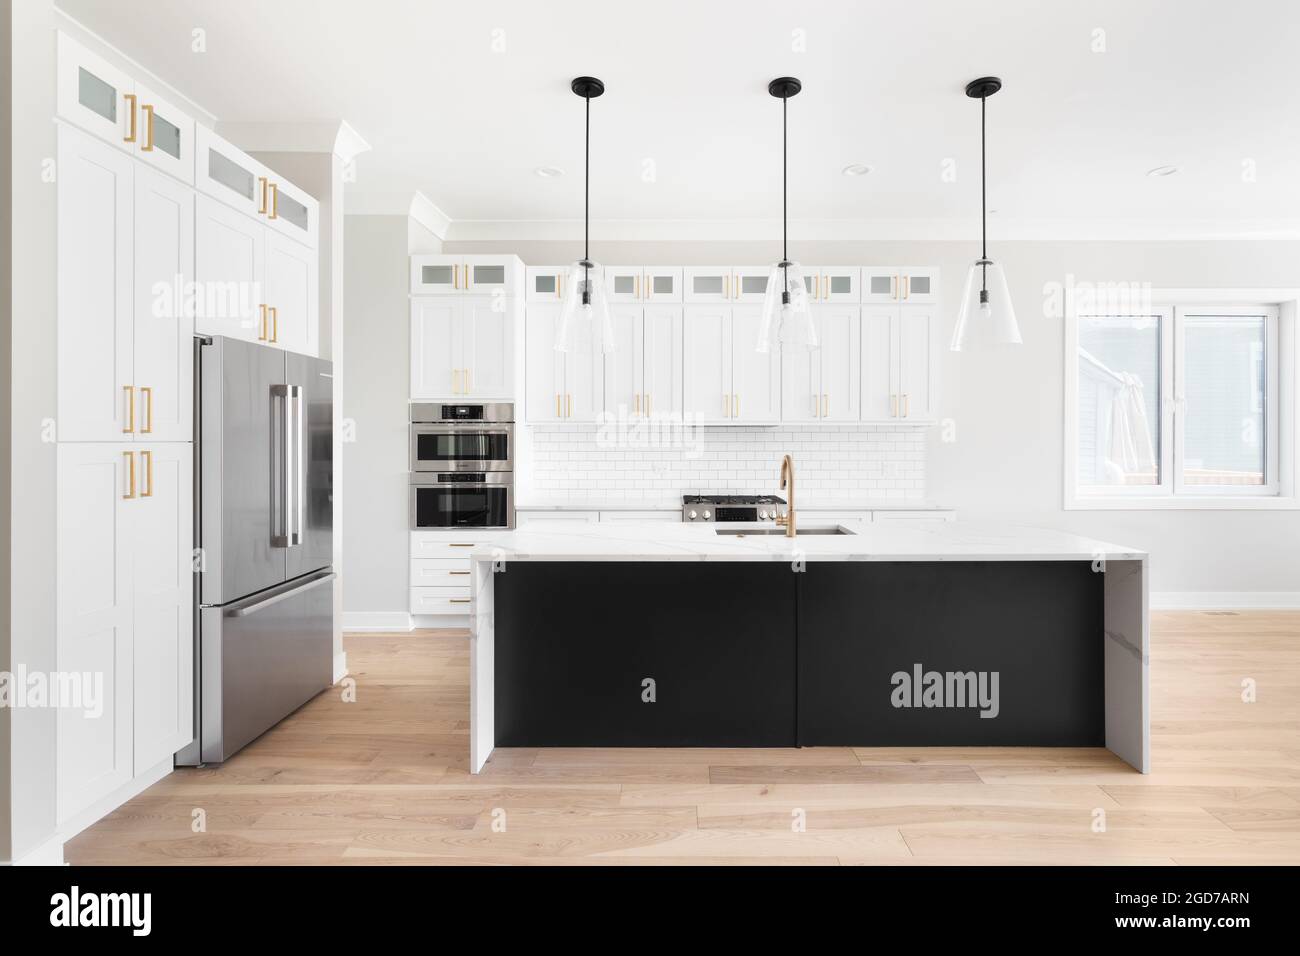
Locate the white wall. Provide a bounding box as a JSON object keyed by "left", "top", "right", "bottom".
{"left": 443, "top": 238, "right": 1300, "bottom": 596}
{"left": 340, "top": 215, "right": 440, "bottom": 623}
{"left": 4, "top": 0, "right": 58, "bottom": 863}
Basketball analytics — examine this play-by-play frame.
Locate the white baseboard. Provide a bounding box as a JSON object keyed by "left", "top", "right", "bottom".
{"left": 333, "top": 651, "right": 349, "bottom": 683}
{"left": 55, "top": 754, "right": 173, "bottom": 847}
{"left": 341, "top": 611, "right": 412, "bottom": 632}
{"left": 1151, "top": 591, "right": 1300, "bottom": 610}
{"left": 7, "top": 832, "right": 66, "bottom": 866}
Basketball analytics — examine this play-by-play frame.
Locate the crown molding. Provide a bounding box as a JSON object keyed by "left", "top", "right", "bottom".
{"left": 409, "top": 192, "right": 452, "bottom": 241}
{"left": 440, "top": 217, "right": 1300, "bottom": 243}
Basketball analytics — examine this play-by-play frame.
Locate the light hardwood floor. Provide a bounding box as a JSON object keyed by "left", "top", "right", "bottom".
{"left": 65, "top": 611, "right": 1300, "bottom": 865}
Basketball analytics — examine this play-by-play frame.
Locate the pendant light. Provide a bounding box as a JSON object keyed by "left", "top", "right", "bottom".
{"left": 757, "top": 77, "right": 817, "bottom": 353}
{"left": 555, "top": 76, "right": 614, "bottom": 354}
{"left": 950, "top": 76, "right": 1021, "bottom": 351}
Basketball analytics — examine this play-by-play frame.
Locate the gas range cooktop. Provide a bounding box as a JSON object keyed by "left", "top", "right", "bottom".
{"left": 682, "top": 494, "right": 788, "bottom": 523}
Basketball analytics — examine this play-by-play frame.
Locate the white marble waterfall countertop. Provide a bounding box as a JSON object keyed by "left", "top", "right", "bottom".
{"left": 469, "top": 520, "right": 1145, "bottom": 563}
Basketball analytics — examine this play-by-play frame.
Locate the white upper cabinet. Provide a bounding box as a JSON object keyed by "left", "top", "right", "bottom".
{"left": 130, "top": 441, "right": 194, "bottom": 774}
{"left": 682, "top": 305, "right": 731, "bottom": 421}
{"left": 863, "top": 267, "right": 939, "bottom": 305}
{"left": 526, "top": 265, "right": 566, "bottom": 302}
{"left": 411, "top": 296, "right": 514, "bottom": 400}
{"left": 195, "top": 124, "right": 261, "bottom": 218}
{"left": 684, "top": 267, "right": 733, "bottom": 304}
{"left": 195, "top": 194, "right": 266, "bottom": 343}
{"left": 730, "top": 306, "right": 781, "bottom": 422}
{"left": 261, "top": 173, "right": 318, "bottom": 248}
{"left": 411, "top": 255, "right": 520, "bottom": 297}
{"left": 57, "top": 125, "right": 135, "bottom": 442}
{"left": 604, "top": 305, "right": 645, "bottom": 415}
{"left": 732, "top": 267, "right": 771, "bottom": 304}
{"left": 606, "top": 267, "right": 683, "bottom": 304}
{"left": 642, "top": 305, "right": 683, "bottom": 418}
{"left": 524, "top": 302, "right": 565, "bottom": 422}
{"left": 264, "top": 230, "right": 318, "bottom": 355}
{"left": 605, "top": 267, "right": 644, "bottom": 304}
{"left": 806, "top": 267, "right": 861, "bottom": 304}
{"left": 129, "top": 81, "right": 194, "bottom": 185}
{"left": 900, "top": 267, "right": 939, "bottom": 305}
{"left": 781, "top": 306, "right": 861, "bottom": 423}
{"left": 863, "top": 267, "right": 903, "bottom": 304}
{"left": 861, "top": 305, "right": 935, "bottom": 421}
{"left": 133, "top": 164, "right": 195, "bottom": 442}
{"left": 57, "top": 32, "right": 133, "bottom": 150}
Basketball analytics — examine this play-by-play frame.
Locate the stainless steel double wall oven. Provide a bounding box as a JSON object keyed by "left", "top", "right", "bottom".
{"left": 410, "top": 402, "right": 514, "bottom": 529}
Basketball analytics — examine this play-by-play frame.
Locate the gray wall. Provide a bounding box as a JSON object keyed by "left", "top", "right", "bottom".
{"left": 4, "top": 0, "right": 58, "bottom": 863}
{"left": 341, "top": 215, "right": 440, "bottom": 620}
{"left": 442, "top": 237, "right": 1300, "bottom": 595}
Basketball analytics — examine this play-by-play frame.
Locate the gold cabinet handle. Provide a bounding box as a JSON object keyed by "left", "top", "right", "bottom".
{"left": 123, "top": 93, "right": 138, "bottom": 143}
{"left": 141, "top": 387, "right": 153, "bottom": 433}
{"left": 634, "top": 274, "right": 640, "bottom": 300}
{"left": 258, "top": 177, "right": 269, "bottom": 215}
{"left": 122, "top": 385, "right": 135, "bottom": 433}
{"left": 644, "top": 273, "right": 651, "bottom": 299}
{"left": 646, "top": 392, "right": 651, "bottom": 416}
{"left": 903, "top": 393, "right": 910, "bottom": 417}
{"left": 822, "top": 393, "right": 829, "bottom": 418}
{"left": 634, "top": 392, "right": 640, "bottom": 415}
{"left": 891, "top": 394, "right": 898, "bottom": 418}
{"left": 567, "top": 393, "right": 573, "bottom": 418}
{"left": 258, "top": 303, "right": 268, "bottom": 341}
{"left": 269, "top": 182, "right": 279, "bottom": 219}
{"left": 450, "top": 598, "right": 471, "bottom": 604}
{"left": 453, "top": 263, "right": 459, "bottom": 290}
{"left": 448, "top": 570, "right": 471, "bottom": 576}
{"left": 555, "top": 393, "right": 561, "bottom": 417}
{"left": 903, "top": 274, "right": 910, "bottom": 300}
{"left": 464, "top": 263, "right": 471, "bottom": 289}
{"left": 141, "top": 103, "right": 155, "bottom": 151}
{"left": 723, "top": 392, "right": 730, "bottom": 417}
{"left": 447, "top": 543, "right": 475, "bottom": 547}
{"left": 269, "top": 306, "right": 278, "bottom": 343}
{"left": 891, "top": 275, "right": 898, "bottom": 300}
{"left": 556, "top": 272, "right": 562, "bottom": 298}
{"left": 141, "top": 450, "right": 153, "bottom": 497}
{"left": 122, "top": 451, "right": 136, "bottom": 499}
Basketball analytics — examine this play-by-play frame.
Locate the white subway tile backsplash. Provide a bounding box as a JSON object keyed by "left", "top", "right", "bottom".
{"left": 525, "top": 424, "right": 926, "bottom": 502}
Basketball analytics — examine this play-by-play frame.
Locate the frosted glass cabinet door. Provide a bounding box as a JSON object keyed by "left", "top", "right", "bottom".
{"left": 605, "top": 267, "right": 645, "bottom": 304}
{"left": 133, "top": 165, "right": 195, "bottom": 442}
{"left": 57, "top": 125, "right": 135, "bottom": 442}
{"left": 863, "top": 267, "right": 902, "bottom": 304}
{"left": 732, "top": 267, "right": 773, "bottom": 304}
{"left": 900, "top": 267, "right": 939, "bottom": 305}
{"left": 195, "top": 195, "right": 266, "bottom": 342}
{"left": 463, "top": 256, "right": 516, "bottom": 296}
{"left": 131, "top": 82, "right": 194, "bottom": 185}
{"left": 411, "top": 256, "right": 461, "bottom": 295}
{"left": 684, "top": 267, "right": 733, "bottom": 304}
{"left": 526, "top": 266, "right": 566, "bottom": 302}
{"left": 57, "top": 32, "right": 132, "bottom": 149}
{"left": 264, "top": 174, "right": 319, "bottom": 249}
{"left": 196, "top": 124, "right": 262, "bottom": 218}
{"left": 643, "top": 268, "right": 683, "bottom": 304}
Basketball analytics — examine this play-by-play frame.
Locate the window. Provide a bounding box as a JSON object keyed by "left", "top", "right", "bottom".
{"left": 1067, "top": 301, "right": 1285, "bottom": 508}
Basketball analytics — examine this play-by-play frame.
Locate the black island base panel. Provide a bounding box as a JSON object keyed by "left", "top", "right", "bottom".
{"left": 492, "top": 560, "right": 1104, "bottom": 749}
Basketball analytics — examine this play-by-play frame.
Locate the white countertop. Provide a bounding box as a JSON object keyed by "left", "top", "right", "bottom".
{"left": 514, "top": 499, "right": 952, "bottom": 512}
{"left": 469, "top": 520, "right": 1145, "bottom": 562}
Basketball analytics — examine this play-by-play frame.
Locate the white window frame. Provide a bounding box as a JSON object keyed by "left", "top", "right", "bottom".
{"left": 1065, "top": 289, "right": 1297, "bottom": 511}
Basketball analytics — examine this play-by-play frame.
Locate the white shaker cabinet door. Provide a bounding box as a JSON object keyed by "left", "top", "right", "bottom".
{"left": 265, "top": 230, "right": 318, "bottom": 355}
{"left": 132, "top": 443, "right": 194, "bottom": 774}
{"left": 818, "top": 305, "right": 862, "bottom": 422}
{"left": 898, "top": 305, "right": 935, "bottom": 420}
{"left": 57, "top": 444, "right": 135, "bottom": 823}
{"left": 642, "top": 305, "right": 683, "bottom": 419}
{"left": 461, "top": 296, "right": 512, "bottom": 399}
{"left": 861, "top": 307, "right": 899, "bottom": 421}
{"left": 682, "top": 305, "right": 731, "bottom": 422}
{"left": 525, "top": 303, "right": 565, "bottom": 422}
{"left": 410, "top": 298, "right": 461, "bottom": 399}
{"left": 604, "top": 305, "right": 645, "bottom": 417}
{"left": 133, "top": 165, "right": 194, "bottom": 442}
{"left": 730, "top": 306, "right": 781, "bottom": 423}
{"left": 195, "top": 194, "right": 266, "bottom": 343}
{"left": 57, "top": 124, "right": 134, "bottom": 442}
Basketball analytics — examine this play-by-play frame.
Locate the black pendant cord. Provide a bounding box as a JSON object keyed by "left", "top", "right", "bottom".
{"left": 781, "top": 93, "right": 790, "bottom": 302}
{"left": 977, "top": 93, "right": 987, "bottom": 297}
{"left": 582, "top": 93, "right": 591, "bottom": 303}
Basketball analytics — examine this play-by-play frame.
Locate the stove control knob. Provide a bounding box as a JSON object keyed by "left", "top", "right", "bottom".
{"left": 758, "top": 510, "right": 768, "bottom": 519}
{"left": 703, "top": 510, "right": 712, "bottom": 520}
{"left": 688, "top": 510, "right": 697, "bottom": 520}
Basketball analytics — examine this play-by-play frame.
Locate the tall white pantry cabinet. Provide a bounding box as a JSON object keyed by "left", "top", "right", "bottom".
{"left": 53, "top": 30, "right": 321, "bottom": 828}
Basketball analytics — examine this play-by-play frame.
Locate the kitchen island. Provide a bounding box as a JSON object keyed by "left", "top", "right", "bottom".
{"left": 468, "top": 521, "right": 1148, "bottom": 773}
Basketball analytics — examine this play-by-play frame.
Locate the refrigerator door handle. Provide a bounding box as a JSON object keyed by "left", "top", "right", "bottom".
{"left": 292, "top": 384, "right": 304, "bottom": 546}
{"left": 224, "top": 571, "right": 335, "bottom": 618}
{"left": 271, "top": 384, "right": 292, "bottom": 547}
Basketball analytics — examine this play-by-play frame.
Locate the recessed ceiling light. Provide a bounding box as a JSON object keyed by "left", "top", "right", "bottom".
{"left": 1146, "top": 165, "right": 1180, "bottom": 178}
{"left": 841, "top": 163, "right": 873, "bottom": 177}
{"left": 535, "top": 166, "right": 564, "bottom": 178}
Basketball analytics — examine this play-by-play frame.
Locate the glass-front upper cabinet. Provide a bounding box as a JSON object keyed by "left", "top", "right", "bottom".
{"left": 684, "top": 267, "right": 733, "bottom": 304}
{"left": 263, "top": 174, "right": 319, "bottom": 249}
{"left": 807, "top": 267, "right": 860, "bottom": 303}
{"left": 131, "top": 81, "right": 194, "bottom": 185}
{"left": 411, "top": 256, "right": 518, "bottom": 296}
{"left": 732, "top": 267, "right": 772, "bottom": 304}
{"left": 899, "top": 267, "right": 939, "bottom": 304}
{"left": 463, "top": 256, "right": 517, "bottom": 296}
{"left": 605, "top": 267, "right": 644, "bottom": 304}
{"left": 606, "top": 267, "right": 683, "bottom": 303}
{"left": 526, "top": 266, "right": 567, "bottom": 302}
{"left": 57, "top": 32, "right": 133, "bottom": 149}
{"left": 196, "top": 124, "right": 260, "bottom": 217}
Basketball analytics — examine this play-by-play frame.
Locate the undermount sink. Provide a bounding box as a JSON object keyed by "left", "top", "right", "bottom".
{"left": 715, "top": 526, "right": 854, "bottom": 536}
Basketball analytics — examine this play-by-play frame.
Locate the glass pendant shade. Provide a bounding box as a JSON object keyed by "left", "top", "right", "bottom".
{"left": 950, "top": 258, "right": 1021, "bottom": 351}
{"left": 757, "top": 262, "right": 818, "bottom": 353}
{"left": 554, "top": 260, "right": 614, "bottom": 354}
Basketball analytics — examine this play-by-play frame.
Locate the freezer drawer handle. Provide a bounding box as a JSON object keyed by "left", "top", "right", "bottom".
{"left": 225, "top": 572, "right": 336, "bottom": 618}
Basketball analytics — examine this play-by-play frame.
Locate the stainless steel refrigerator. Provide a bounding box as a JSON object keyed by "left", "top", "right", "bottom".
{"left": 177, "top": 335, "right": 335, "bottom": 765}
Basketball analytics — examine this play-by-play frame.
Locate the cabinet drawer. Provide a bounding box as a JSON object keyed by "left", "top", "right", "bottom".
{"left": 410, "top": 559, "right": 473, "bottom": 587}
{"left": 411, "top": 532, "right": 500, "bottom": 560}
{"left": 410, "top": 587, "right": 473, "bottom": 614}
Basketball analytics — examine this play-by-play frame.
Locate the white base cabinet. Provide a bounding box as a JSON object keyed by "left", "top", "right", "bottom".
{"left": 57, "top": 443, "right": 193, "bottom": 823}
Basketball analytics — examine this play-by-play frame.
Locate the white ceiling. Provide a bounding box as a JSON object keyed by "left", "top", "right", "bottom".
{"left": 57, "top": 0, "right": 1300, "bottom": 239}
